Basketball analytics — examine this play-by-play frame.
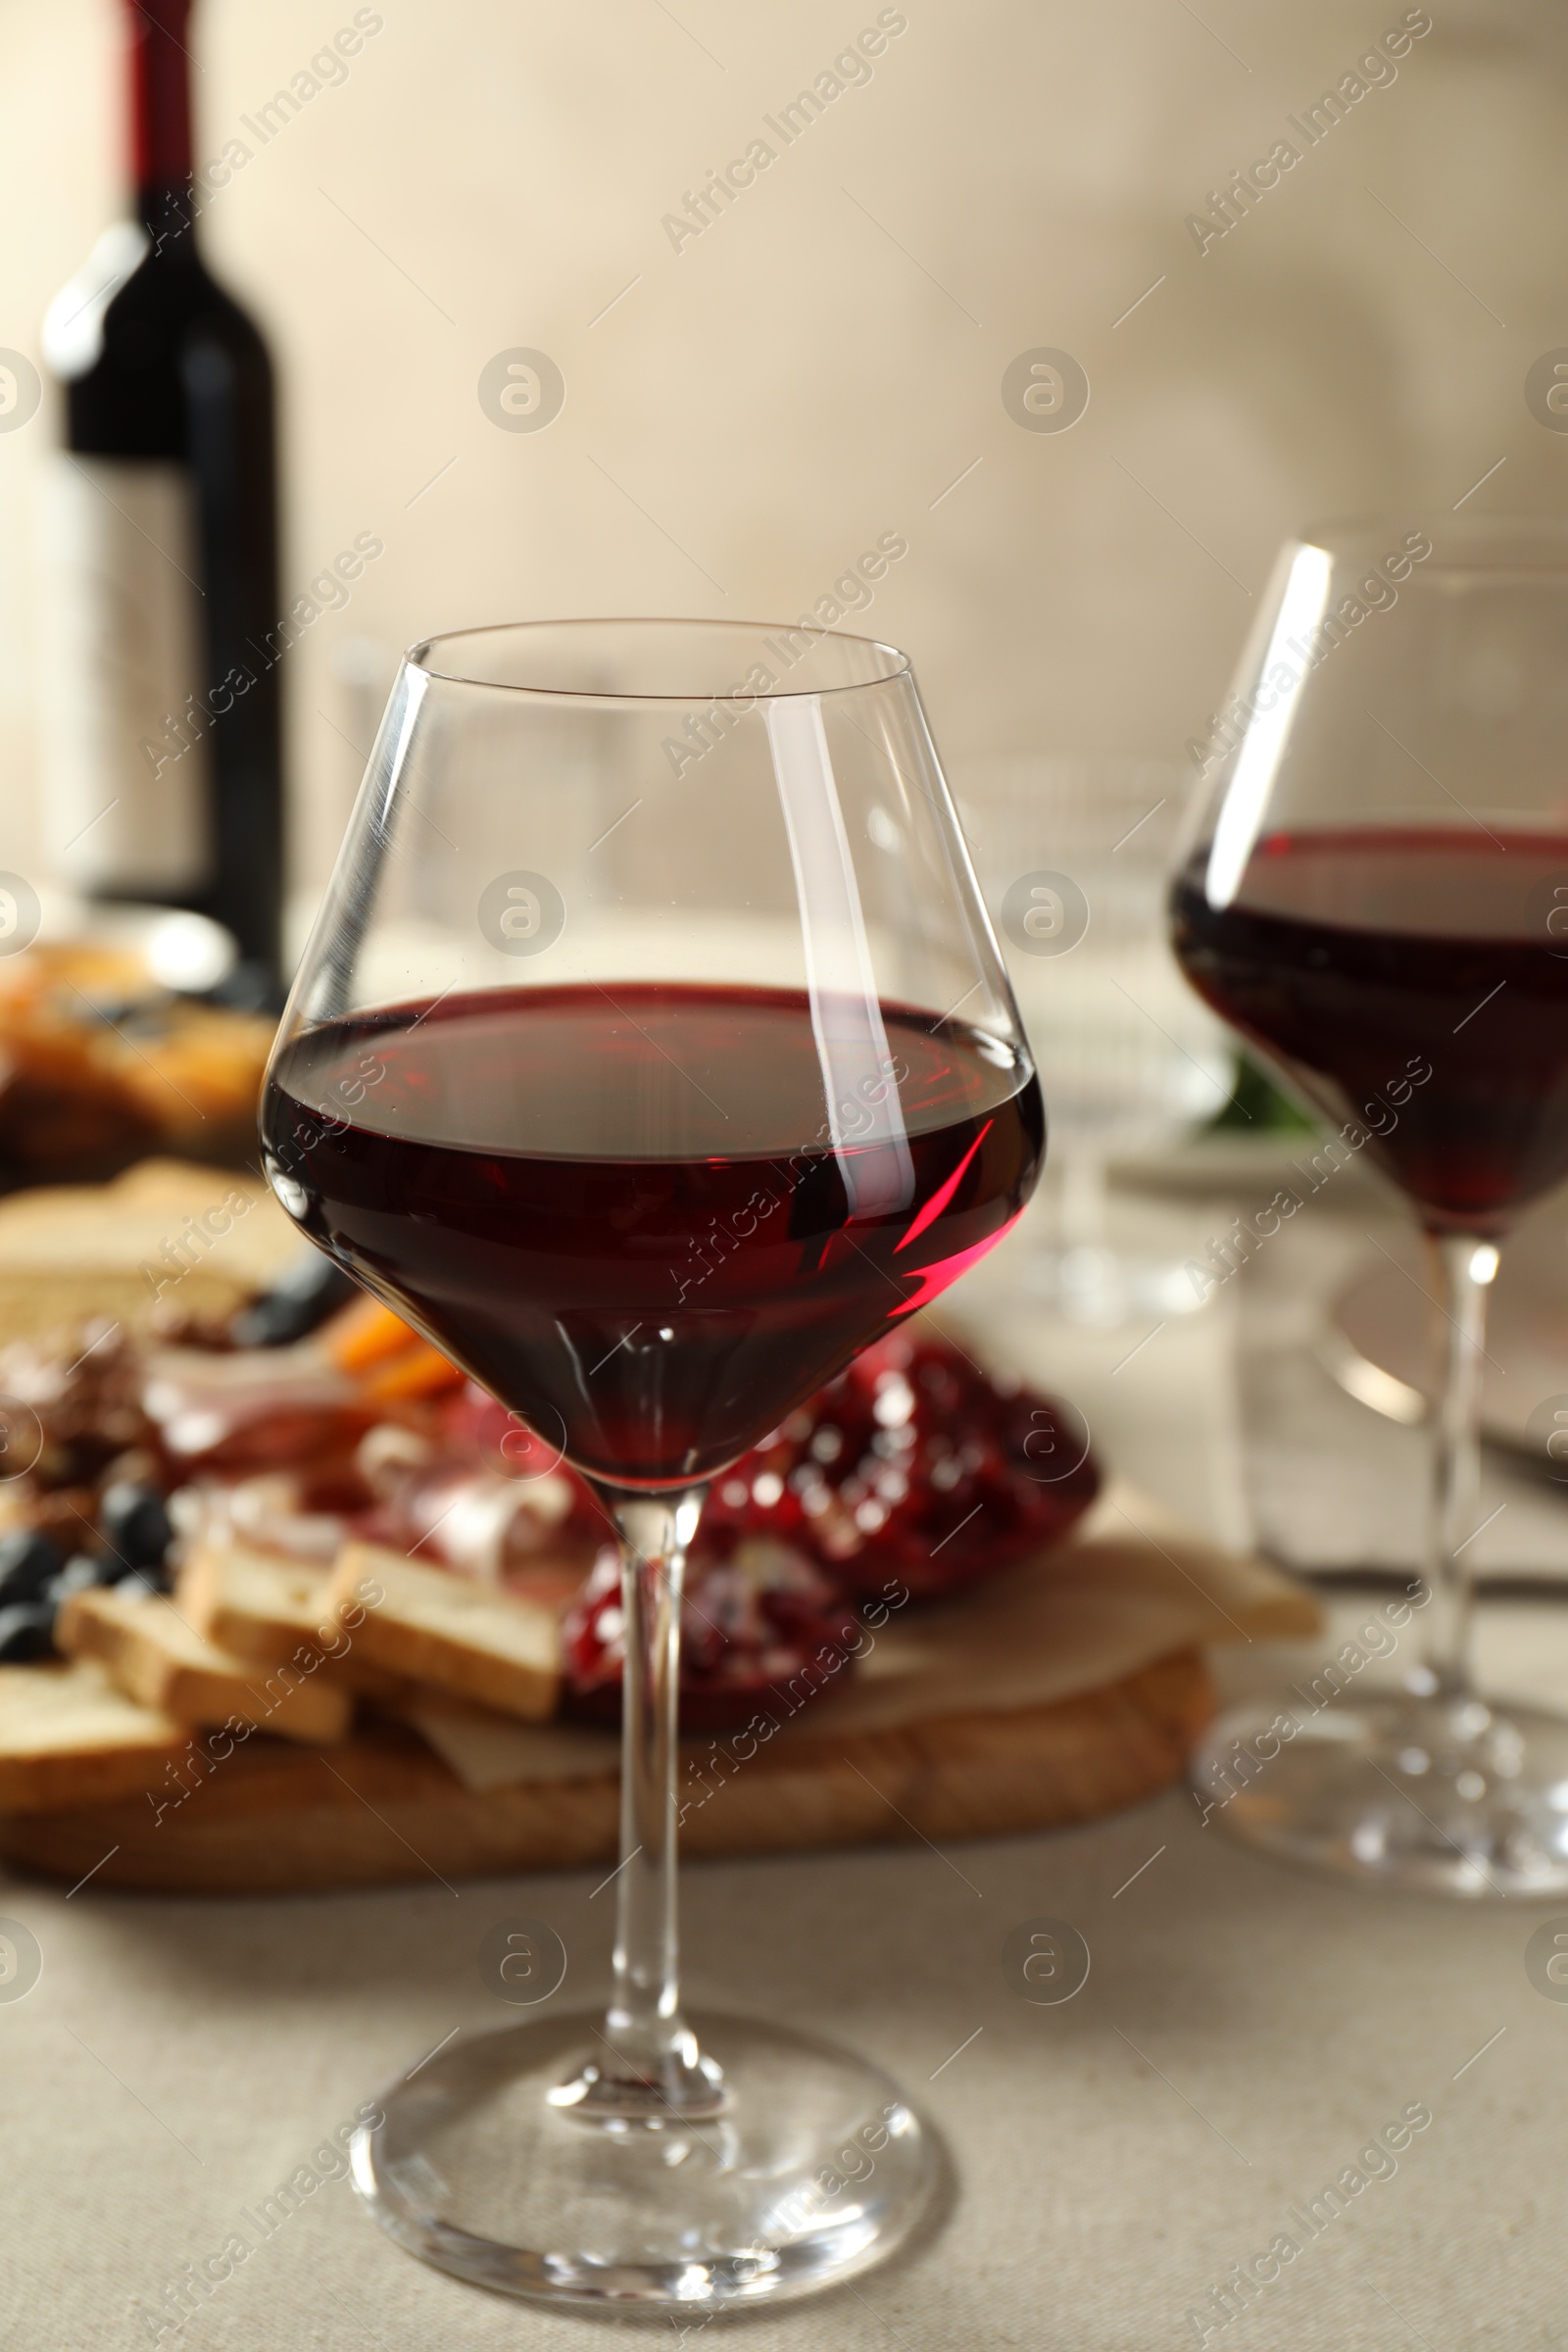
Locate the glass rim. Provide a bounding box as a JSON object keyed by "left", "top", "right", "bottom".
{"left": 405, "top": 616, "right": 914, "bottom": 704}
{"left": 1297, "top": 513, "right": 1568, "bottom": 571}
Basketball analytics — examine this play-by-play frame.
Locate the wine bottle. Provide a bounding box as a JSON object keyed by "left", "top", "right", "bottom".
{"left": 39, "top": 0, "right": 283, "bottom": 992}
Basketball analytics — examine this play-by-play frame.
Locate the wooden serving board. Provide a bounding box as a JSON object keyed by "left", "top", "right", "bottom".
{"left": 0, "top": 1649, "right": 1212, "bottom": 1894}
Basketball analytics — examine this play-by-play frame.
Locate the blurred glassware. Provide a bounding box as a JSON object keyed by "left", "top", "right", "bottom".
{"left": 956, "top": 754, "right": 1235, "bottom": 1324}
{"left": 1169, "top": 514, "right": 1568, "bottom": 1896}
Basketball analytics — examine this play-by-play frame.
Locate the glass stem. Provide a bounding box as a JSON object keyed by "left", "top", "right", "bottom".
{"left": 1420, "top": 1234, "right": 1497, "bottom": 1699}
{"left": 594, "top": 1484, "right": 716, "bottom": 2111}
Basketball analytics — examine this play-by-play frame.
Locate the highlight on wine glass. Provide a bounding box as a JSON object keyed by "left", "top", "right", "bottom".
{"left": 259, "top": 619, "right": 1045, "bottom": 2308}
{"left": 1169, "top": 515, "right": 1568, "bottom": 1895}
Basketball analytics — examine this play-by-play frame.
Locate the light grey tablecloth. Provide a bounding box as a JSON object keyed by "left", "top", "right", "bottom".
{"left": 5, "top": 1176, "right": 1568, "bottom": 2352}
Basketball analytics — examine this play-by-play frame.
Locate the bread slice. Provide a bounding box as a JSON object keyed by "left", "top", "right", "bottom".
{"left": 176, "top": 1542, "right": 414, "bottom": 1705}
{"left": 178, "top": 1541, "right": 336, "bottom": 1664}
{"left": 0, "top": 1157, "right": 299, "bottom": 1339}
{"left": 0, "top": 1658, "right": 188, "bottom": 1812}
{"left": 57, "top": 1586, "right": 352, "bottom": 1745}
{"left": 327, "top": 1543, "right": 560, "bottom": 1722}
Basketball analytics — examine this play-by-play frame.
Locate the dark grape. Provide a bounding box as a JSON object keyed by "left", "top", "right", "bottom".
{"left": 230, "top": 1251, "right": 360, "bottom": 1348}
{"left": 99, "top": 1484, "right": 173, "bottom": 1571}
{"left": 0, "top": 1531, "right": 66, "bottom": 1608}
{"left": 0, "top": 1602, "right": 58, "bottom": 1662}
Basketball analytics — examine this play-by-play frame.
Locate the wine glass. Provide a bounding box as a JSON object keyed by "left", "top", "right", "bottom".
{"left": 259, "top": 619, "right": 1043, "bottom": 2305}
{"left": 1171, "top": 516, "right": 1568, "bottom": 1895}
{"left": 958, "top": 754, "right": 1234, "bottom": 1324}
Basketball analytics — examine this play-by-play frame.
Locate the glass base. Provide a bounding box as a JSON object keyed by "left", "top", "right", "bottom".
{"left": 350, "top": 2008, "right": 938, "bottom": 2310}
{"left": 1194, "top": 1690, "right": 1568, "bottom": 1895}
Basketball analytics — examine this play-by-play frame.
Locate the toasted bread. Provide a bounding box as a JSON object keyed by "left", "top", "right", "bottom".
{"left": 57, "top": 1586, "right": 352, "bottom": 1745}
{"left": 0, "top": 1658, "right": 188, "bottom": 1812}
{"left": 327, "top": 1543, "right": 559, "bottom": 1722}
{"left": 178, "top": 1541, "right": 335, "bottom": 1664}
{"left": 177, "top": 1540, "right": 413, "bottom": 1703}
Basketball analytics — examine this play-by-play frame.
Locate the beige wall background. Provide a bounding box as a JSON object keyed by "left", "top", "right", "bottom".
{"left": 1, "top": 0, "right": 1565, "bottom": 926}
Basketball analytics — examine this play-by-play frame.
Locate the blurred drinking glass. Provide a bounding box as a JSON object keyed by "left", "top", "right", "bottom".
{"left": 1170, "top": 515, "right": 1568, "bottom": 1894}
{"left": 958, "top": 755, "right": 1235, "bottom": 1324}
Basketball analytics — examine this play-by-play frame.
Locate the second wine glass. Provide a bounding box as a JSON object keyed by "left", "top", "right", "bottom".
{"left": 1171, "top": 518, "right": 1568, "bottom": 1896}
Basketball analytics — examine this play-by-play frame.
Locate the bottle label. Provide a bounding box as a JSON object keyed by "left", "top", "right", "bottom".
{"left": 37, "top": 453, "right": 213, "bottom": 895}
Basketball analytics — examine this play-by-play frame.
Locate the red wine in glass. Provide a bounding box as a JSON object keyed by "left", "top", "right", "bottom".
{"left": 263, "top": 980, "right": 1044, "bottom": 1486}
{"left": 1169, "top": 522, "right": 1568, "bottom": 1902}
{"left": 276, "top": 617, "right": 1041, "bottom": 2302}
{"left": 1172, "top": 826, "right": 1568, "bottom": 1236}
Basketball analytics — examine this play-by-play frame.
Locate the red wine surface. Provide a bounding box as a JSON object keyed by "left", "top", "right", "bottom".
{"left": 1172, "top": 827, "right": 1568, "bottom": 1233}
{"left": 262, "top": 983, "right": 1043, "bottom": 1486}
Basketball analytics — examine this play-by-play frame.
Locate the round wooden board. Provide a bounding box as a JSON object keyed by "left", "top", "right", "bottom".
{"left": 0, "top": 1649, "right": 1213, "bottom": 1895}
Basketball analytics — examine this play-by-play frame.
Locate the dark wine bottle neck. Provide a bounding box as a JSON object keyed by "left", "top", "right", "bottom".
{"left": 125, "top": 0, "right": 197, "bottom": 241}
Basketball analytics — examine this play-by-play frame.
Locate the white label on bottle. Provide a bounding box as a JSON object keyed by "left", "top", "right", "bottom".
{"left": 37, "top": 453, "right": 213, "bottom": 894}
